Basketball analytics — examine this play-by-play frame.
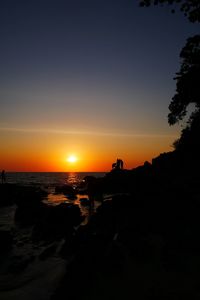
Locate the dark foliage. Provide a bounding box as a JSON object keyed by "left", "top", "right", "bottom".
{"left": 168, "top": 35, "right": 200, "bottom": 125}
{"left": 172, "top": 109, "right": 200, "bottom": 154}
{"left": 140, "top": 2, "right": 200, "bottom": 158}
{"left": 168, "top": 35, "right": 200, "bottom": 165}
{"left": 139, "top": 0, "right": 200, "bottom": 23}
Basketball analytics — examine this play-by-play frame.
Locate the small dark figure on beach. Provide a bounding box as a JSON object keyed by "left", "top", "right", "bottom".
{"left": 1, "top": 170, "right": 6, "bottom": 184}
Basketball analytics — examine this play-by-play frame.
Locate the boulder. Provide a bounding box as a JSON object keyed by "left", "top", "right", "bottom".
{"left": 32, "top": 203, "right": 84, "bottom": 241}
{"left": 80, "top": 197, "right": 90, "bottom": 206}
{"left": 0, "top": 184, "right": 17, "bottom": 206}
{"left": 0, "top": 230, "right": 13, "bottom": 253}
{"left": 55, "top": 185, "right": 76, "bottom": 196}
{"left": 14, "top": 186, "right": 47, "bottom": 226}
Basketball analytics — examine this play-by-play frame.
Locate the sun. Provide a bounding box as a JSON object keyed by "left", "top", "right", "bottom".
{"left": 67, "top": 155, "right": 77, "bottom": 163}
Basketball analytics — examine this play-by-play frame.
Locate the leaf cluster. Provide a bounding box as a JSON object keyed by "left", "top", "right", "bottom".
{"left": 139, "top": 0, "right": 200, "bottom": 22}
{"left": 139, "top": 1, "right": 200, "bottom": 154}
{"left": 168, "top": 35, "right": 200, "bottom": 125}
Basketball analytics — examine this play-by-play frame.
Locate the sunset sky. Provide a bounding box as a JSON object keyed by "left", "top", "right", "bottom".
{"left": 0, "top": 0, "right": 199, "bottom": 172}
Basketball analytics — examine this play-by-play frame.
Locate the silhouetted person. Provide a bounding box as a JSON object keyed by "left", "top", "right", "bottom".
{"left": 119, "top": 159, "right": 124, "bottom": 169}
{"left": 116, "top": 158, "right": 120, "bottom": 169}
{"left": 112, "top": 162, "right": 117, "bottom": 169}
{"left": 112, "top": 159, "right": 124, "bottom": 170}
{"left": 1, "top": 170, "right": 6, "bottom": 184}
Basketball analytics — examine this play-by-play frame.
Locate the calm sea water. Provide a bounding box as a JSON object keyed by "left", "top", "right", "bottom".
{"left": 6, "top": 172, "right": 106, "bottom": 187}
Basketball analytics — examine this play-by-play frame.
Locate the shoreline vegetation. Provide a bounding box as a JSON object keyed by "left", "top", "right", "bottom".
{"left": 0, "top": 146, "right": 200, "bottom": 300}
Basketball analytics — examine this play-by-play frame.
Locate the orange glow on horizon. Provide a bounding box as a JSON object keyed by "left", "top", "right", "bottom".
{"left": 0, "top": 129, "right": 177, "bottom": 172}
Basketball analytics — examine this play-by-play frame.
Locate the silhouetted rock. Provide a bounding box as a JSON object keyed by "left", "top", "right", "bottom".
{"left": 0, "top": 183, "right": 17, "bottom": 206}
{"left": 32, "top": 203, "right": 84, "bottom": 241}
{"left": 0, "top": 229, "right": 13, "bottom": 253}
{"left": 15, "top": 199, "right": 45, "bottom": 226}
{"left": 77, "top": 176, "right": 104, "bottom": 202}
{"left": 80, "top": 197, "right": 90, "bottom": 206}
{"left": 8, "top": 255, "right": 35, "bottom": 273}
{"left": 39, "top": 243, "right": 57, "bottom": 260}
{"left": 55, "top": 185, "right": 76, "bottom": 196}
{"left": 13, "top": 186, "right": 47, "bottom": 226}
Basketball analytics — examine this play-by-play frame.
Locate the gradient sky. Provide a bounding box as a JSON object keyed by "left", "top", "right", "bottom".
{"left": 0, "top": 0, "right": 199, "bottom": 171}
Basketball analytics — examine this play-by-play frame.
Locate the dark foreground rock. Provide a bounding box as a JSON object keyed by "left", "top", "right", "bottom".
{"left": 0, "top": 230, "right": 13, "bottom": 253}
{"left": 14, "top": 186, "right": 47, "bottom": 226}
{"left": 1, "top": 162, "right": 200, "bottom": 300}
{"left": 32, "top": 203, "right": 84, "bottom": 242}
{"left": 12, "top": 184, "right": 84, "bottom": 243}
{"left": 0, "top": 184, "right": 18, "bottom": 206}
{"left": 51, "top": 171, "right": 200, "bottom": 300}
{"left": 55, "top": 184, "right": 76, "bottom": 196}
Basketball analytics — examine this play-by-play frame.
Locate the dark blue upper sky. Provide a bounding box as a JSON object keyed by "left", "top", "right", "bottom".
{"left": 1, "top": 0, "right": 198, "bottom": 82}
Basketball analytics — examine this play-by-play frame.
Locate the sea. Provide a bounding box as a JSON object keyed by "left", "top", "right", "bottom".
{"left": 5, "top": 172, "right": 106, "bottom": 188}
{"left": 4, "top": 172, "right": 107, "bottom": 210}
{"left": 0, "top": 172, "right": 107, "bottom": 299}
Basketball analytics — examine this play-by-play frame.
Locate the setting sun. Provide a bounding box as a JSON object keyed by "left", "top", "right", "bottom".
{"left": 67, "top": 155, "right": 78, "bottom": 163}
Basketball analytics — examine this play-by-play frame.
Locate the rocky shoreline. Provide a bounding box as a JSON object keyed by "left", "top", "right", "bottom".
{"left": 0, "top": 161, "right": 200, "bottom": 299}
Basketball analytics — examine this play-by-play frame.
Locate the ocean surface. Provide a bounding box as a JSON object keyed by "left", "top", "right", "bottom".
{"left": 0, "top": 172, "right": 109, "bottom": 299}
{"left": 5, "top": 172, "right": 106, "bottom": 187}
{"left": 5, "top": 172, "right": 107, "bottom": 211}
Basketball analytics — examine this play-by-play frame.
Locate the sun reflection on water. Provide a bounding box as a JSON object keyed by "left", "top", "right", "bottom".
{"left": 42, "top": 172, "right": 102, "bottom": 223}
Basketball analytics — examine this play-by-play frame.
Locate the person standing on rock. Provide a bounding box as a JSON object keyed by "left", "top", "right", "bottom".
{"left": 1, "top": 170, "right": 6, "bottom": 184}
{"left": 112, "top": 159, "right": 124, "bottom": 170}
{"left": 119, "top": 159, "right": 124, "bottom": 169}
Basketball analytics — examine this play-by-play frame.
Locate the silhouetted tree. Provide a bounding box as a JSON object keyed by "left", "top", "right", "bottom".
{"left": 139, "top": 0, "right": 200, "bottom": 23}
{"left": 140, "top": 1, "right": 200, "bottom": 155}
{"left": 172, "top": 109, "right": 200, "bottom": 152}
{"left": 167, "top": 34, "right": 200, "bottom": 153}
{"left": 168, "top": 35, "right": 200, "bottom": 126}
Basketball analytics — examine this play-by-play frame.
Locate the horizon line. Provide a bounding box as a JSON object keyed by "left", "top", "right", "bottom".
{"left": 5, "top": 171, "right": 109, "bottom": 173}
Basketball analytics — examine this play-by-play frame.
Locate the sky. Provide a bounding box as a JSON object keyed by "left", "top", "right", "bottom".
{"left": 0, "top": 0, "right": 199, "bottom": 172}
